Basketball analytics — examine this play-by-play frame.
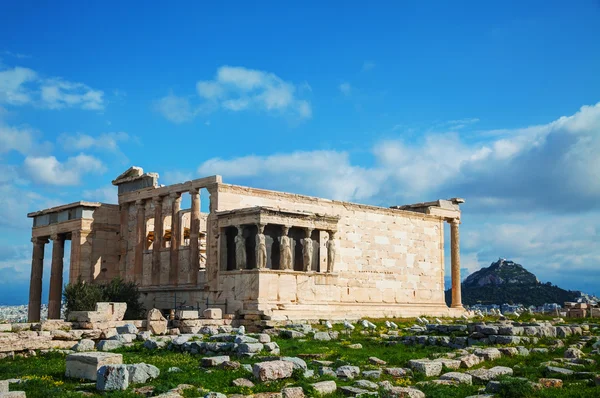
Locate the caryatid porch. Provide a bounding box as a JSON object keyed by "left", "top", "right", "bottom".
{"left": 216, "top": 207, "right": 340, "bottom": 273}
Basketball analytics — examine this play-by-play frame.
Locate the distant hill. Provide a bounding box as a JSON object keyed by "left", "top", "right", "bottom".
{"left": 445, "top": 258, "right": 579, "bottom": 306}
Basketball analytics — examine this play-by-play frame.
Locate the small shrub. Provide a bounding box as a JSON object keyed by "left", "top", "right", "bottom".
{"left": 63, "top": 277, "right": 145, "bottom": 320}
{"left": 63, "top": 279, "right": 103, "bottom": 317}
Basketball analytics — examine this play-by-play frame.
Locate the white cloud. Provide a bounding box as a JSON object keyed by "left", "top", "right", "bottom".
{"left": 23, "top": 153, "right": 105, "bottom": 186}
{"left": 0, "top": 65, "right": 104, "bottom": 110}
{"left": 339, "top": 82, "right": 351, "bottom": 96}
{"left": 40, "top": 79, "right": 104, "bottom": 110}
{"left": 199, "top": 151, "right": 384, "bottom": 201}
{"left": 157, "top": 66, "right": 312, "bottom": 123}
{"left": 153, "top": 94, "right": 196, "bottom": 123}
{"left": 83, "top": 184, "right": 118, "bottom": 204}
{"left": 0, "top": 66, "right": 37, "bottom": 105}
{"left": 0, "top": 121, "right": 36, "bottom": 155}
{"left": 58, "top": 132, "right": 129, "bottom": 152}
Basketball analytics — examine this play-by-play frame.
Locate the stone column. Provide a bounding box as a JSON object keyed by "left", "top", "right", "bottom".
{"left": 189, "top": 188, "right": 201, "bottom": 284}
{"left": 303, "top": 228, "right": 313, "bottom": 271}
{"left": 28, "top": 237, "right": 48, "bottom": 322}
{"left": 48, "top": 234, "right": 65, "bottom": 319}
{"left": 169, "top": 192, "right": 182, "bottom": 285}
{"left": 280, "top": 225, "right": 292, "bottom": 270}
{"left": 326, "top": 231, "right": 337, "bottom": 273}
{"left": 152, "top": 196, "right": 163, "bottom": 286}
{"left": 119, "top": 202, "right": 129, "bottom": 278}
{"left": 450, "top": 218, "right": 463, "bottom": 308}
{"left": 134, "top": 199, "right": 146, "bottom": 283}
{"left": 255, "top": 223, "right": 267, "bottom": 269}
{"left": 235, "top": 225, "right": 246, "bottom": 269}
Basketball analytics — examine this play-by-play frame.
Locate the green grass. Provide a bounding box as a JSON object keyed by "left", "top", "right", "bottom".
{"left": 0, "top": 317, "right": 598, "bottom": 397}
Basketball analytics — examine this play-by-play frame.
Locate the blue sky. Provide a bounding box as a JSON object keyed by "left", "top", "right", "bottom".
{"left": 1, "top": 1, "right": 599, "bottom": 304}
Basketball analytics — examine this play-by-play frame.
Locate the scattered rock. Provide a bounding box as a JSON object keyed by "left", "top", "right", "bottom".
{"left": 564, "top": 348, "right": 584, "bottom": 359}
{"left": 440, "top": 372, "right": 472, "bottom": 385}
{"left": 97, "top": 340, "right": 123, "bottom": 352}
{"left": 311, "top": 381, "right": 337, "bottom": 395}
{"left": 202, "top": 356, "right": 230, "bottom": 367}
{"left": 281, "top": 386, "right": 304, "bottom": 398}
{"left": 408, "top": 359, "right": 442, "bottom": 377}
{"left": 232, "top": 378, "right": 254, "bottom": 387}
{"left": 73, "top": 339, "right": 95, "bottom": 352}
{"left": 253, "top": 360, "right": 294, "bottom": 381}
{"left": 96, "top": 364, "right": 129, "bottom": 391}
{"left": 126, "top": 363, "right": 160, "bottom": 384}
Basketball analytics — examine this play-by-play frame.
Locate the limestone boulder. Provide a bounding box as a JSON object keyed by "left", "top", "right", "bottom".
{"left": 126, "top": 363, "right": 160, "bottom": 384}
{"left": 538, "top": 378, "right": 563, "bottom": 388}
{"left": 253, "top": 360, "right": 294, "bottom": 382}
{"left": 311, "top": 381, "right": 337, "bottom": 395}
{"left": 336, "top": 365, "right": 361, "bottom": 379}
{"left": 202, "top": 356, "right": 230, "bottom": 367}
{"left": 203, "top": 308, "right": 222, "bottom": 319}
{"left": 96, "top": 364, "right": 129, "bottom": 391}
{"left": 564, "top": 348, "right": 584, "bottom": 359}
{"left": 467, "top": 366, "right": 513, "bottom": 383}
{"left": 65, "top": 352, "right": 123, "bottom": 381}
{"left": 408, "top": 359, "right": 442, "bottom": 377}
{"left": 440, "top": 372, "right": 472, "bottom": 385}
{"left": 73, "top": 339, "right": 95, "bottom": 352}
{"left": 116, "top": 324, "right": 138, "bottom": 335}
{"left": 147, "top": 309, "right": 168, "bottom": 335}
{"left": 281, "top": 386, "right": 304, "bottom": 398}
{"left": 97, "top": 340, "right": 123, "bottom": 351}
{"left": 232, "top": 378, "right": 254, "bottom": 387}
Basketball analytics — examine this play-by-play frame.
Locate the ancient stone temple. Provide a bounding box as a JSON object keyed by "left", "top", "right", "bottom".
{"left": 27, "top": 166, "right": 466, "bottom": 322}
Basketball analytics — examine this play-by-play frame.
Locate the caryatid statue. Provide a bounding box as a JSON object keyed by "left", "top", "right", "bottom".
{"left": 279, "top": 225, "right": 293, "bottom": 270}
{"left": 234, "top": 225, "right": 246, "bottom": 269}
{"left": 326, "top": 230, "right": 337, "bottom": 273}
{"left": 302, "top": 228, "right": 313, "bottom": 271}
{"left": 255, "top": 224, "right": 267, "bottom": 269}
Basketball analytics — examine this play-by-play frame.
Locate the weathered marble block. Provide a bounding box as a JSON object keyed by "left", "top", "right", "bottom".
{"left": 65, "top": 352, "right": 123, "bottom": 381}
{"left": 203, "top": 308, "right": 223, "bottom": 319}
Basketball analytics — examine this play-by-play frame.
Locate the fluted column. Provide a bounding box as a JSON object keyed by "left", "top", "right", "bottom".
{"left": 152, "top": 196, "right": 163, "bottom": 286}
{"left": 189, "top": 188, "right": 200, "bottom": 284}
{"left": 48, "top": 234, "right": 65, "bottom": 319}
{"left": 169, "top": 192, "right": 182, "bottom": 285}
{"left": 450, "top": 218, "right": 463, "bottom": 308}
{"left": 134, "top": 199, "right": 146, "bottom": 283}
{"left": 28, "top": 237, "right": 48, "bottom": 322}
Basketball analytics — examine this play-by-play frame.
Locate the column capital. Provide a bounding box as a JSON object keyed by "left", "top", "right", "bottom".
{"left": 50, "top": 233, "right": 65, "bottom": 241}
{"left": 189, "top": 187, "right": 200, "bottom": 195}
{"left": 31, "top": 236, "right": 49, "bottom": 245}
{"left": 449, "top": 218, "right": 461, "bottom": 225}
{"left": 169, "top": 191, "right": 182, "bottom": 199}
{"left": 256, "top": 223, "right": 266, "bottom": 233}
{"left": 135, "top": 199, "right": 145, "bottom": 206}
{"left": 152, "top": 195, "right": 164, "bottom": 204}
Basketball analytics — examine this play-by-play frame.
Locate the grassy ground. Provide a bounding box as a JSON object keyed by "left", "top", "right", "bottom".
{"left": 0, "top": 316, "right": 598, "bottom": 397}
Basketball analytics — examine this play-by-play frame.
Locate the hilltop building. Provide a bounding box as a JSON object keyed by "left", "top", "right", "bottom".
{"left": 26, "top": 167, "right": 466, "bottom": 322}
